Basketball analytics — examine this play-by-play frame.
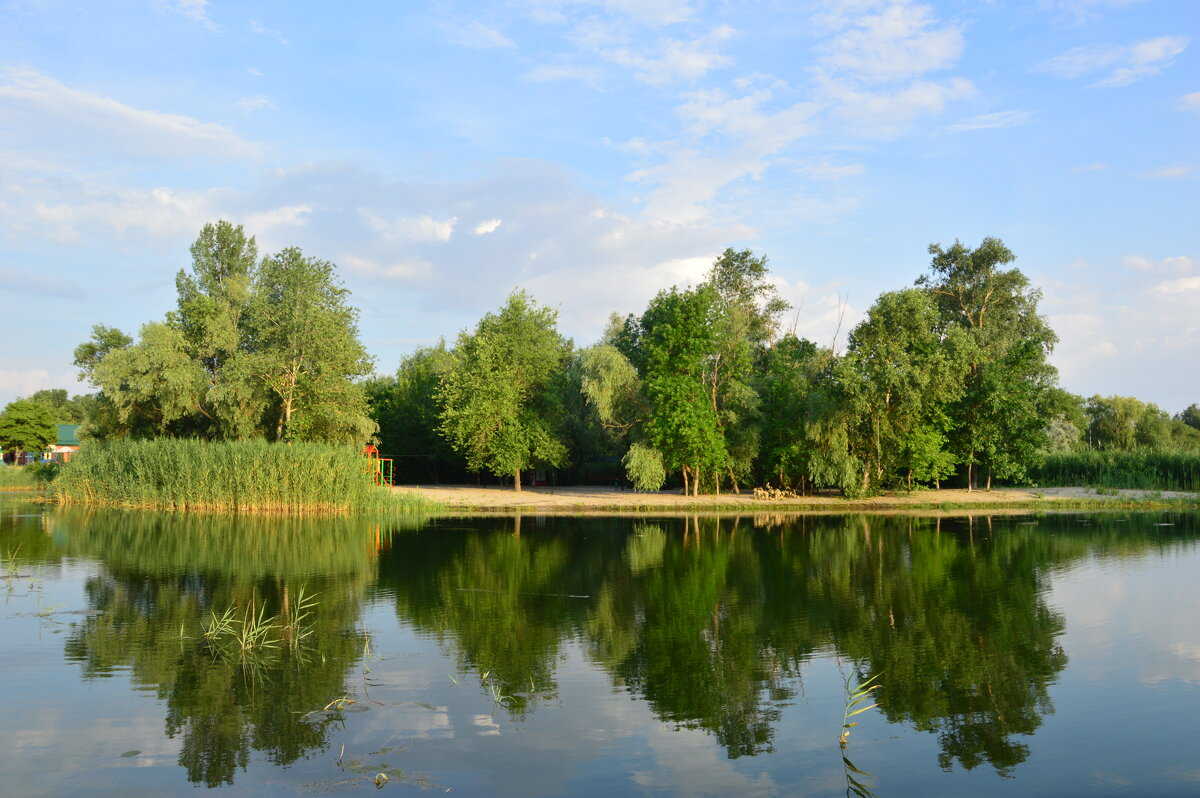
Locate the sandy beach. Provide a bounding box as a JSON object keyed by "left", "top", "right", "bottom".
{"left": 392, "top": 484, "right": 1198, "bottom": 514}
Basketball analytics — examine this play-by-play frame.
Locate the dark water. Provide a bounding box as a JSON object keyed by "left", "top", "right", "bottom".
{"left": 2, "top": 499, "right": 1199, "bottom": 797}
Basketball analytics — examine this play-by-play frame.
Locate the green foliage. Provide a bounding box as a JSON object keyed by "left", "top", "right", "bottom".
{"left": 1033, "top": 448, "right": 1200, "bottom": 491}
{"left": 438, "top": 290, "right": 573, "bottom": 488}
{"left": 50, "top": 438, "right": 423, "bottom": 514}
{"left": 20, "top": 389, "right": 96, "bottom": 425}
{"left": 1084, "top": 394, "right": 1198, "bottom": 451}
{"left": 917, "top": 237, "right": 1058, "bottom": 487}
{"left": 1179, "top": 403, "right": 1200, "bottom": 431}
{"left": 0, "top": 399, "right": 57, "bottom": 457}
{"left": 248, "top": 247, "right": 375, "bottom": 443}
{"left": 75, "top": 221, "right": 375, "bottom": 446}
{"left": 622, "top": 442, "right": 667, "bottom": 491}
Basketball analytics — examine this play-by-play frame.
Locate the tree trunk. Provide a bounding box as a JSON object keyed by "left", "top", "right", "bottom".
{"left": 693, "top": 464, "right": 700, "bottom": 496}
{"left": 714, "top": 470, "right": 720, "bottom": 497}
{"left": 514, "top": 470, "right": 522, "bottom": 492}
{"left": 681, "top": 465, "right": 689, "bottom": 496}
{"left": 986, "top": 467, "right": 992, "bottom": 491}
{"left": 728, "top": 466, "right": 740, "bottom": 494}
{"left": 966, "top": 462, "right": 974, "bottom": 493}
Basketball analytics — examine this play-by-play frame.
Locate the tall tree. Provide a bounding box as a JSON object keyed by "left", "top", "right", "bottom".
{"left": 438, "top": 291, "right": 572, "bottom": 491}
{"left": 840, "top": 289, "right": 967, "bottom": 493}
{"left": 917, "top": 238, "right": 1057, "bottom": 489}
{"left": 175, "top": 221, "right": 263, "bottom": 437}
{"left": 246, "top": 247, "right": 375, "bottom": 443}
{"left": 638, "top": 286, "right": 727, "bottom": 495}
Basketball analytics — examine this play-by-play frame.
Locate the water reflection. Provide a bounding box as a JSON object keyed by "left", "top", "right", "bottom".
{"left": 48, "top": 508, "right": 400, "bottom": 787}
{"left": 379, "top": 512, "right": 1195, "bottom": 774}
{"left": 1, "top": 501, "right": 1195, "bottom": 791}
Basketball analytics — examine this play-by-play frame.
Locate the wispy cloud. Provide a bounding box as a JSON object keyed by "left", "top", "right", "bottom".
{"left": 1071, "top": 162, "right": 1108, "bottom": 173}
{"left": 164, "top": 0, "right": 219, "bottom": 31}
{"left": 946, "top": 109, "right": 1032, "bottom": 133}
{"left": 1180, "top": 92, "right": 1200, "bottom": 111}
{"left": 250, "top": 20, "right": 288, "bottom": 45}
{"left": 0, "top": 66, "right": 259, "bottom": 161}
{"left": 473, "top": 219, "right": 502, "bottom": 235}
{"left": 1137, "top": 164, "right": 1194, "bottom": 178}
{"left": 816, "top": 1, "right": 964, "bottom": 83}
{"left": 360, "top": 210, "right": 458, "bottom": 242}
{"left": 445, "top": 20, "right": 516, "bottom": 49}
{"left": 0, "top": 265, "right": 85, "bottom": 300}
{"left": 234, "top": 95, "right": 276, "bottom": 112}
{"left": 603, "top": 26, "right": 735, "bottom": 85}
{"left": 1035, "top": 35, "right": 1190, "bottom": 87}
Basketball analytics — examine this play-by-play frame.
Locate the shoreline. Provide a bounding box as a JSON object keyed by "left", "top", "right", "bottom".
{"left": 393, "top": 484, "right": 1200, "bottom": 516}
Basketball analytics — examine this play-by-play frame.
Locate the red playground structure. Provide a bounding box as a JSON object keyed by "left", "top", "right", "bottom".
{"left": 361, "top": 445, "right": 395, "bottom": 486}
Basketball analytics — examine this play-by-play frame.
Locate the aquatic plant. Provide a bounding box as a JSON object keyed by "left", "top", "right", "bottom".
{"left": 840, "top": 671, "right": 882, "bottom": 747}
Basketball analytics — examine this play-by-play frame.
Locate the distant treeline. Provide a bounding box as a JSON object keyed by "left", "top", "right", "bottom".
{"left": 10, "top": 221, "right": 1199, "bottom": 496}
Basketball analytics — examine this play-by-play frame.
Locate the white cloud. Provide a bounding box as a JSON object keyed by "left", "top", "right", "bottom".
{"left": 1154, "top": 276, "right": 1200, "bottom": 294}
{"left": 1180, "top": 92, "right": 1200, "bottom": 111}
{"left": 1035, "top": 35, "right": 1190, "bottom": 87}
{"left": 0, "top": 368, "right": 81, "bottom": 399}
{"left": 165, "top": 0, "right": 219, "bottom": 31}
{"left": 249, "top": 20, "right": 288, "bottom": 44}
{"left": 604, "top": 26, "right": 735, "bottom": 85}
{"left": 1137, "top": 164, "right": 1194, "bottom": 178}
{"left": 526, "top": 0, "right": 696, "bottom": 27}
{"left": 340, "top": 254, "right": 434, "bottom": 282}
{"left": 234, "top": 95, "right": 276, "bottom": 112}
{"left": 945, "top": 109, "right": 1032, "bottom": 133}
{"left": 446, "top": 20, "right": 516, "bottom": 50}
{"left": 523, "top": 64, "right": 606, "bottom": 85}
{"left": 816, "top": 1, "right": 964, "bottom": 83}
{"left": 244, "top": 204, "right": 312, "bottom": 231}
{"left": 360, "top": 211, "right": 457, "bottom": 242}
{"left": 1123, "top": 255, "right": 1193, "bottom": 273}
{"left": 0, "top": 265, "right": 85, "bottom": 300}
{"left": 825, "top": 77, "right": 976, "bottom": 138}
{"left": 1071, "top": 162, "right": 1108, "bottom": 173}
{"left": 0, "top": 66, "right": 259, "bottom": 161}
{"left": 473, "top": 219, "right": 502, "bottom": 235}
{"left": 1038, "top": 0, "right": 1148, "bottom": 24}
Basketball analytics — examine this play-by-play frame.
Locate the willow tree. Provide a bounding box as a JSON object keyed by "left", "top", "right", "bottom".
{"left": 438, "top": 291, "right": 572, "bottom": 491}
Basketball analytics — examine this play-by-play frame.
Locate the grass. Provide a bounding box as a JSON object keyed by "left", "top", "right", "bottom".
{"left": 0, "top": 466, "right": 40, "bottom": 491}
{"left": 1033, "top": 449, "right": 1200, "bottom": 492}
{"left": 51, "top": 438, "right": 442, "bottom": 515}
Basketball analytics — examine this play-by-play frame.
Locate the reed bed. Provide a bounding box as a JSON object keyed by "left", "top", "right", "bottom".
{"left": 1032, "top": 449, "right": 1200, "bottom": 492}
{"left": 52, "top": 438, "right": 437, "bottom": 514}
{"left": 0, "top": 465, "right": 39, "bottom": 490}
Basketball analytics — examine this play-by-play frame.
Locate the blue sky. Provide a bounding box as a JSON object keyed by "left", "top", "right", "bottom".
{"left": 1, "top": 0, "right": 1196, "bottom": 412}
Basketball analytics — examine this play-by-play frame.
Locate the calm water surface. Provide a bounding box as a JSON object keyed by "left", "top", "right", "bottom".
{"left": 1, "top": 498, "right": 1198, "bottom": 797}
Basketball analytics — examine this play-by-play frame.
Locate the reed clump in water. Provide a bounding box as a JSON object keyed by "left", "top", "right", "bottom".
{"left": 0, "top": 466, "right": 40, "bottom": 490}
{"left": 52, "top": 438, "right": 432, "bottom": 514}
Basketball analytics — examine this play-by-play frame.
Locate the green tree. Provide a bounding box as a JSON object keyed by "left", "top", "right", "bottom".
{"left": 0, "top": 399, "right": 57, "bottom": 460}
{"left": 917, "top": 238, "right": 1058, "bottom": 489}
{"left": 438, "top": 291, "right": 572, "bottom": 491}
{"left": 637, "top": 286, "right": 727, "bottom": 495}
{"left": 840, "top": 289, "right": 967, "bottom": 493}
{"left": 366, "top": 341, "right": 465, "bottom": 482}
{"left": 1179, "top": 403, "right": 1200, "bottom": 431}
{"left": 246, "top": 247, "right": 375, "bottom": 443}
{"left": 175, "top": 220, "right": 265, "bottom": 438}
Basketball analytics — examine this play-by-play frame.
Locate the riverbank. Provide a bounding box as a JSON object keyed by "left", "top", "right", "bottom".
{"left": 391, "top": 484, "right": 1200, "bottom": 515}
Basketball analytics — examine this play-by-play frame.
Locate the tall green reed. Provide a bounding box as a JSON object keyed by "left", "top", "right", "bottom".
{"left": 1032, "top": 449, "right": 1200, "bottom": 492}
{"left": 51, "top": 438, "right": 438, "bottom": 514}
